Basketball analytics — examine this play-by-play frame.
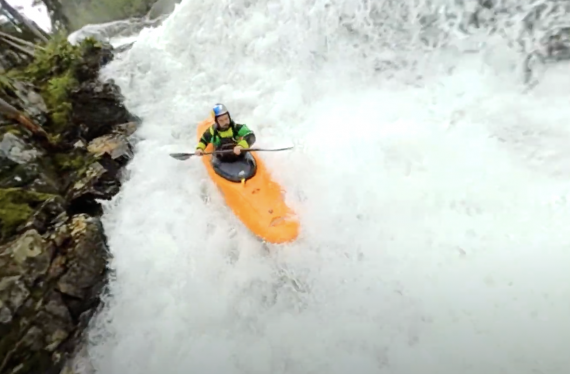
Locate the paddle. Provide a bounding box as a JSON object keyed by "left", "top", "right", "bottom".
{"left": 169, "top": 146, "right": 294, "bottom": 160}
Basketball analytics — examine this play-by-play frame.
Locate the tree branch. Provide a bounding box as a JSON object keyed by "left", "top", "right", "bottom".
{"left": 0, "top": 36, "right": 36, "bottom": 57}
{"left": 0, "top": 96, "right": 49, "bottom": 139}
{"left": 0, "top": 30, "right": 46, "bottom": 51}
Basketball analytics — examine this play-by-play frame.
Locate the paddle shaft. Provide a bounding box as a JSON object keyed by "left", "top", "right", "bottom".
{"left": 169, "top": 146, "right": 294, "bottom": 160}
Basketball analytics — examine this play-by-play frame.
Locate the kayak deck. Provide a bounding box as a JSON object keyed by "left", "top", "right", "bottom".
{"left": 196, "top": 118, "right": 299, "bottom": 244}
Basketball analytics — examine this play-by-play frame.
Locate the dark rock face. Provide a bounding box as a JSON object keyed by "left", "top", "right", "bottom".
{"left": 72, "top": 80, "right": 134, "bottom": 141}
{"left": 0, "top": 215, "right": 108, "bottom": 374}
{"left": 0, "top": 38, "right": 137, "bottom": 374}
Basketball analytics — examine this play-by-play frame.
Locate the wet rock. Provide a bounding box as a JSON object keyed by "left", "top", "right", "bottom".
{"left": 56, "top": 214, "right": 108, "bottom": 302}
{"left": 0, "top": 229, "right": 51, "bottom": 283}
{"left": 0, "top": 35, "right": 136, "bottom": 374}
{"left": 71, "top": 80, "right": 133, "bottom": 141}
{"left": 115, "top": 41, "right": 135, "bottom": 54}
{"left": 114, "top": 120, "right": 137, "bottom": 137}
{"left": 19, "top": 195, "right": 67, "bottom": 235}
{"left": 148, "top": 0, "right": 181, "bottom": 20}
{"left": 0, "top": 188, "right": 58, "bottom": 243}
{"left": 0, "top": 127, "right": 61, "bottom": 194}
{"left": 1, "top": 78, "right": 50, "bottom": 139}
{"left": 0, "top": 275, "right": 30, "bottom": 324}
{"left": 0, "top": 215, "right": 109, "bottom": 374}
{"left": 73, "top": 42, "right": 114, "bottom": 82}
{"left": 87, "top": 131, "right": 133, "bottom": 163}
{"left": 65, "top": 159, "right": 120, "bottom": 215}
{"left": 57, "top": 345, "right": 95, "bottom": 374}
{"left": 0, "top": 160, "right": 61, "bottom": 193}
{"left": 8, "top": 80, "right": 49, "bottom": 127}
{"left": 0, "top": 131, "right": 43, "bottom": 164}
{"left": 0, "top": 158, "right": 41, "bottom": 189}
{"left": 61, "top": 123, "right": 137, "bottom": 216}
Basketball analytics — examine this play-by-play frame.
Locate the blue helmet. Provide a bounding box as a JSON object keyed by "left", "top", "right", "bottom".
{"left": 211, "top": 103, "right": 229, "bottom": 119}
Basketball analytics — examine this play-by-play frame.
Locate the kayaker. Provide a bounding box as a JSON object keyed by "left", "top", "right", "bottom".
{"left": 195, "top": 103, "right": 256, "bottom": 162}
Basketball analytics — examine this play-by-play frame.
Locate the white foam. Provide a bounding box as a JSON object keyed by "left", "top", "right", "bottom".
{"left": 84, "top": 0, "right": 570, "bottom": 373}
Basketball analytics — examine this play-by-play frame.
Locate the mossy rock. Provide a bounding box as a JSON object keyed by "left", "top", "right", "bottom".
{"left": 0, "top": 309, "right": 54, "bottom": 374}
{"left": 0, "top": 128, "right": 61, "bottom": 193}
{"left": 0, "top": 72, "right": 17, "bottom": 98}
{"left": 1, "top": 130, "right": 98, "bottom": 194}
{"left": 0, "top": 158, "right": 61, "bottom": 194}
{"left": 48, "top": 148, "right": 97, "bottom": 190}
{"left": 0, "top": 123, "right": 24, "bottom": 137}
{"left": 7, "top": 34, "right": 106, "bottom": 139}
{"left": 0, "top": 188, "right": 57, "bottom": 243}
{"left": 0, "top": 162, "right": 41, "bottom": 189}
{"left": 22, "top": 33, "right": 82, "bottom": 84}
{"left": 51, "top": 150, "right": 90, "bottom": 173}
{"left": 0, "top": 288, "right": 65, "bottom": 374}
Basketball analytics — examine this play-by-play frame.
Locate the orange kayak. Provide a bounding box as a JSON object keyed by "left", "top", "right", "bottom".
{"left": 196, "top": 117, "right": 299, "bottom": 244}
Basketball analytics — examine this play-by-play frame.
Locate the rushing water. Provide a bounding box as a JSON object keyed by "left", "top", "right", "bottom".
{"left": 71, "top": 0, "right": 570, "bottom": 373}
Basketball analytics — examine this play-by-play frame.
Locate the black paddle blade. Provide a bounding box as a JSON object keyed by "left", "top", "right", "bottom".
{"left": 169, "top": 150, "right": 225, "bottom": 160}
{"left": 169, "top": 153, "right": 193, "bottom": 160}
{"left": 251, "top": 146, "right": 295, "bottom": 152}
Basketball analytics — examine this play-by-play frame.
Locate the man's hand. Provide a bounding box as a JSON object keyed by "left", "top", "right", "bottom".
{"left": 233, "top": 146, "right": 243, "bottom": 155}
{"left": 195, "top": 149, "right": 204, "bottom": 156}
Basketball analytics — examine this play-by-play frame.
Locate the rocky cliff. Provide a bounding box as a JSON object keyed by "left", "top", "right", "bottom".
{"left": 0, "top": 34, "right": 137, "bottom": 374}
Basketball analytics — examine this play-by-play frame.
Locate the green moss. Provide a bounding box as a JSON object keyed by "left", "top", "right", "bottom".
{"left": 0, "top": 73, "right": 14, "bottom": 96}
{"left": 0, "top": 124, "right": 24, "bottom": 137}
{"left": 0, "top": 163, "right": 41, "bottom": 190}
{"left": 0, "top": 70, "right": 24, "bottom": 102}
{"left": 78, "top": 36, "right": 104, "bottom": 54}
{"left": 22, "top": 33, "right": 81, "bottom": 84}
{"left": 51, "top": 149, "right": 93, "bottom": 173}
{"left": 0, "top": 188, "right": 56, "bottom": 242}
{"left": 43, "top": 72, "right": 77, "bottom": 134}
{"left": 4, "top": 34, "right": 104, "bottom": 137}
{"left": 17, "top": 33, "right": 79, "bottom": 135}
{"left": 20, "top": 34, "right": 103, "bottom": 83}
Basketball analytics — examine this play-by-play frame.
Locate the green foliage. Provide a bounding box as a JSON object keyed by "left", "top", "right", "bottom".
{"left": 17, "top": 33, "right": 79, "bottom": 133}
{"left": 8, "top": 34, "right": 103, "bottom": 135}
{"left": 0, "top": 75, "right": 14, "bottom": 98}
{"left": 0, "top": 70, "right": 20, "bottom": 98}
{"left": 44, "top": 71, "right": 76, "bottom": 133}
{"left": 0, "top": 188, "right": 56, "bottom": 242}
{"left": 0, "top": 33, "right": 108, "bottom": 244}
{"left": 61, "top": 0, "right": 156, "bottom": 31}
{"left": 22, "top": 32, "right": 81, "bottom": 85}
{"left": 0, "top": 75, "right": 13, "bottom": 91}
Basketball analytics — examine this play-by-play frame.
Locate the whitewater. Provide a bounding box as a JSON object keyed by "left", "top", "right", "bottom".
{"left": 67, "top": 0, "right": 570, "bottom": 373}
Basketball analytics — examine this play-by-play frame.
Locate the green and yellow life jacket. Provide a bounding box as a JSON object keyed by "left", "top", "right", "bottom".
{"left": 196, "top": 121, "right": 254, "bottom": 151}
